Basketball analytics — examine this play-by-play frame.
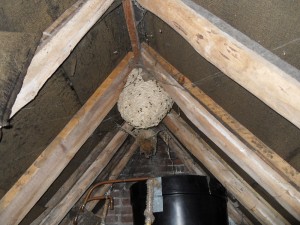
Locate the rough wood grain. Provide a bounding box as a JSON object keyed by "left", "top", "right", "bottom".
{"left": 59, "top": 140, "right": 139, "bottom": 225}
{"left": 123, "top": 0, "right": 140, "bottom": 60}
{"left": 11, "top": 0, "right": 115, "bottom": 117}
{"left": 31, "top": 132, "right": 114, "bottom": 225}
{"left": 137, "top": 0, "right": 300, "bottom": 129}
{"left": 0, "top": 52, "right": 134, "bottom": 225}
{"left": 141, "top": 48, "right": 300, "bottom": 220}
{"left": 39, "top": 123, "right": 132, "bottom": 225}
{"left": 142, "top": 44, "right": 300, "bottom": 189}
{"left": 85, "top": 140, "right": 139, "bottom": 211}
{"left": 164, "top": 111, "right": 289, "bottom": 225}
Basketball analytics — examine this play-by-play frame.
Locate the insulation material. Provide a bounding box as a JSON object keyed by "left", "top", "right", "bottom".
{"left": 118, "top": 68, "right": 173, "bottom": 128}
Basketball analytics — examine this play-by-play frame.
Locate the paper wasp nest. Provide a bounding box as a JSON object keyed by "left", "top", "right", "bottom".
{"left": 118, "top": 68, "right": 173, "bottom": 129}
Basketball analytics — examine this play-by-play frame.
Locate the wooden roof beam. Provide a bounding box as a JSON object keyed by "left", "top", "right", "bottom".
{"left": 31, "top": 132, "right": 114, "bottom": 225}
{"left": 0, "top": 52, "right": 134, "bottom": 225}
{"left": 10, "top": 0, "right": 115, "bottom": 118}
{"left": 140, "top": 46, "right": 300, "bottom": 220}
{"left": 137, "top": 0, "right": 300, "bottom": 129}
{"left": 142, "top": 44, "right": 300, "bottom": 189}
{"left": 164, "top": 111, "right": 289, "bottom": 225}
{"left": 38, "top": 123, "right": 133, "bottom": 225}
{"left": 123, "top": 0, "right": 140, "bottom": 61}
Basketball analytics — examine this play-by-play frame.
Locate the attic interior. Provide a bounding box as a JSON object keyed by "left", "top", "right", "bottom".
{"left": 0, "top": 0, "right": 299, "bottom": 224}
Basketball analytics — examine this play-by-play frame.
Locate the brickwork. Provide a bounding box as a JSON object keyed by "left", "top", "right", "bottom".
{"left": 96, "top": 137, "right": 193, "bottom": 225}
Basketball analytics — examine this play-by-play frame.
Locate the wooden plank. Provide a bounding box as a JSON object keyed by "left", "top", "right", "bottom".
{"left": 0, "top": 52, "right": 134, "bottom": 225}
{"left": 159, "top": 130, "right": 253, "bottom": 225}
{"left": 137, "top": 0, "right": 300, "bottom": 129}
{"left": 39, "top": 123, "right": 132, "bottom": 225}
{"left": 142, "top": 44, "right": 300, "bottom": 189}
{"left": 31, "top": 132, "right": 114, "bottom": 225}
{"left": 123, "top": 0, "right": 140, "bottom": 60}
{"left": 164, "top": 111, "right": 289, "bottom": 225}
{"left": 59, "top": 140, "right": 139, "bottom": 225}
{"left": 85, "top": 140, "right": 139, "bottom": 211}
{"left": 10, "top": 0, "right": 115, "bottom": 117}
{"left": 140, "top": 48, "right": 300, "bottom": 220}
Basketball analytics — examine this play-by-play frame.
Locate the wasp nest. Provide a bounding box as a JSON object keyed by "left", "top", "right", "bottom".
{"left": 118, "top": 68, "right": 173, "bottom": 129}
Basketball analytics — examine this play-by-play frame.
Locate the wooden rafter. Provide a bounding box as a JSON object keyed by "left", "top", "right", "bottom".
{"left": 10, "top": 0, "right": 115, "bottom": 117}
{"left": 85, "top": 140, "right": 139, "bottom": 211}
{"left": 141, "top": 46, "right": 300, "bottom": 220}
{"left": 164, "top": 111, "right": 288, "bottom": 224}
{"left": 0, "top": 52, "right": 134, "bottom": 225}
{"left": 142, "top": 44, "right": 300, "bottom": 189}
{"left": 123, "top": 0, "right": 140, "bottom": 60}
{"left": 2, "top": 0, "right": 299, "bottom": 223}
{"left": 39, "top": 123, "right": 132, "bottom": 225}
{"left": 59, "top": 140, "right": 139, "bottom": 225}
{"left": 137, "top": 0, "right": 300, "bottom": 129}
{"left": 31, "top": 132, "right": 114, "bottom": 224}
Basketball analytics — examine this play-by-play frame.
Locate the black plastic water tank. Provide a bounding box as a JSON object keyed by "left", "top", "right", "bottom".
{"left": 130, "top": 175, "right": 228, "bottom": 225}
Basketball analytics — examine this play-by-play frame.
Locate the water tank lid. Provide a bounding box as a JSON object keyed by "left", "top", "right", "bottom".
{"left": 161, "top": 175, "right": 226, "bottom": 198}
{"left": 130, "top": 175, "right": 227, "bottom": 202}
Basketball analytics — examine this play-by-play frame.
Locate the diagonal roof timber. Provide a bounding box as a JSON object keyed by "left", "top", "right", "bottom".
{"left": 1, "top": 0, "right": 299, "bottom": 224}
{"left": 1, "top": 50, "right": 298, "bottom": 223}
{"left": 141, "top": 44, "right": 300, "bottom": 189}
{"left": 0, "top": 53, "right": 134, "bottom": 225}
{"left": 10, "top": 0, "right": 115, "bottom": 118}
{"left": 163, "top": 113, "right": 288, "bottom": 224}
{"left": 38, "top": 123, "right": 133, "bottom": 225}
{"left": 141, "top": 46, "right": 300, "bottom": 220}
{"left": 30, "top": 131, "right": 115, "bottom": 224}
{"left": 137, "top": 0, "right": 300, "bottom": 129}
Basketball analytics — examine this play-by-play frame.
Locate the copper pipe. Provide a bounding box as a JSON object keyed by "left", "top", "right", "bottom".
{"left": 74, "top": 177, "right": 150, "bottom": 225}
{"left": 83, "top": 177, "right": 150, "bottom": 207}
{"left": 74, "top": 195, "right": 113, "bottom": 225}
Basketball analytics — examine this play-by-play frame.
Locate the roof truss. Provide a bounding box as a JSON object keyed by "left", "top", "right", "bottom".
{"left": 1, "top": 0, "right": 299, "bottom": 224}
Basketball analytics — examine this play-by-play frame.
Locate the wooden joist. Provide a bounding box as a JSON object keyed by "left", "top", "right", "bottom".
{"left": 0, "top": 52, "right": 134, "bottom": 225}
{"left": 141, "top": 47, "right": 300, "bottom": 220}
{"left": 10, "top": 0, "right": 115, "bottom": 117}
{"left": 39, "top": 123, "right": 132, "bottom": 225}
{"left": 137, "top": 0, "right": 300, "bottom": 129}
{"left": 164, "top": 111, "right": 289, "bottom": 225}
{"left": 142, "top": 44, "right": 300, "bottom": 189}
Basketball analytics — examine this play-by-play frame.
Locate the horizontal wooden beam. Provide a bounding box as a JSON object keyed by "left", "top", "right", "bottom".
{"left": 137, "top": 0, "right": 300, "bottom": 129}
{"left": 141, "top": 47, "right": 300, "bottom": 220}
{"left": 39, "top": 123, "right": 132, "bottom": 225}
{"left": 10, "top": 0, "right": 114, "bottom": 117}
{"left": 142, "top": 44, "right": 300, "bottom": 189}
{"left": 0, "top": 52, "right": 134, "bottom": 225}
{"left": 164, "top": 111, "right": 289, "bottom": 225}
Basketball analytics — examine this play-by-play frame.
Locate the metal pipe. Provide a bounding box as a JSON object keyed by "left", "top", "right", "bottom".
{"left": 83, "top": 177, "right": 150, "bottom": 207}
{"left": 74, "top": 177, "right": 150, "bottom": 225}
{"left": 74, "top": 195, "right": 113, "bottom": 225}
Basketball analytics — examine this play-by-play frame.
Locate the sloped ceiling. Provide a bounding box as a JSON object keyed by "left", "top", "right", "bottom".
{"left": 0, "top": 0, "right": 130, "bottom": 191}
{"left": 0, "top": 0, "right": 299, "bottom": 224}
{"left": 137, "top": 0, "right": 300, "bottom": 166}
